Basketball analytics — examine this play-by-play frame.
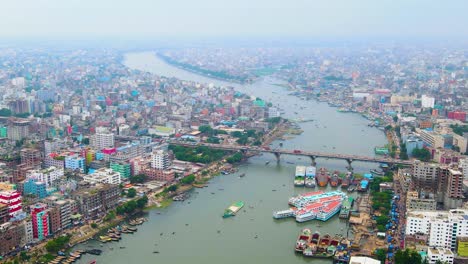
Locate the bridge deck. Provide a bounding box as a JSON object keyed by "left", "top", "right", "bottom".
{"left": 170, "top": 142, "right": 413, "bottom": 165}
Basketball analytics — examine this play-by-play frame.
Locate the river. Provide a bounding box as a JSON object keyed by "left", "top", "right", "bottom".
{"left": 74, "top": 51, "right": 386, "bottom": 264}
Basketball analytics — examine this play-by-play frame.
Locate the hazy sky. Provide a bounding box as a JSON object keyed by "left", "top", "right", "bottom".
{"left": 1, "top": 0, "right": 467, "bottom": 39}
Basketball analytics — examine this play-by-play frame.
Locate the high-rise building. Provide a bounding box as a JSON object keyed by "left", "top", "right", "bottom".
{"left": 26, "top": 166, "right": 64, "bottom": 187}
{"left": 406, "top": 209, "right": 468, "bottom": 251}
{"left": 0, "top": 190, "right": 22, "bottom": 218}
{"left": 20, "top": 148, "right": 42, "bottom": 168}
{"left": 30, "top": 203, "right": 49, "bottom": 241}
{"left": 412, "top": 161, "right": 439, "bottom": 193}
{"left": 151, "top": 149, "right": 170, "bottom": 170}
{"left": 110, "top": 162, "right": 131, "bottom": 179}
{"left": 421, "top": 95, "right": 435, "bottom": 108}
{"left": 427, "top": 247, "right": 454, "bottom": 264}
{"left": 7, "top": 118, "right": 30, "bottom": 141}
{"left": 65, "top": 155, "right": 86, "bottom": 172}
{"left": 0, "top": 222, "right": 25, "bottom": 256}
{"left": 90, "top": 132, "right": 115, "bottom": 150}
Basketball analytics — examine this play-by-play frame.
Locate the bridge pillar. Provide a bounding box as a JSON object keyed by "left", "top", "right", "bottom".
{"left": 346, "top": 159, "right": 353, "bottom": 172}
{"left": 274, "top": 152, "right": 281, "bottom": 164}
{"left": 309, "top": 156, "right": 317, "bottom": 166}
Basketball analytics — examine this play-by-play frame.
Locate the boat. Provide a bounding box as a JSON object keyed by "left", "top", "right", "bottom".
{"left": 315, "top": 200, "right": 342, "bottom": 221}
{"left": 317, "top": 234, "right": 332, "bottom": 253}
{"left": 339, "top": 197, "right": 354, "bottom": 219}
{"left": 265, "top": 161, "right": 270, "bottom": 165}
{"left": 330, "top": 171, "right": 341, "bottom": 187}
{"left": 88, "top": 261, "right": 96, "bottom": 264}
{"left": 341, "top": 177, "right": 350, "bottom": 189}
{"left": 86, "top": 249, "right": 102, "bottom": 255}
{"left": 305, "top": 166, "right": 316, "bottom": 188}
{"left": 316, "top": 168, "right": 329, "bottom": 187}
{"left": 294, "top": 166, "right": 306, "bottom": 186}
{"left": 347, "top": 185, "right": 356, "bottom": 192}
{"left": 370, "top": 169, "right": 384, "bottom": 176}
{"left": 99, "top": 236, "right": 112, "bottom": 243}
{"left": 303, "top": 231, "right": 320, "bottom": 256}
{"left": 295, "top": 228, "right": 312, "bottom": 252}
{"left": 273, "top": 208, "right": 296, "bottom": 219}
{"left": 223, "top": 201, "right": 245, "bottom": 218}
{"left": 239, "top": 173, "right": 245, "bottom": 178}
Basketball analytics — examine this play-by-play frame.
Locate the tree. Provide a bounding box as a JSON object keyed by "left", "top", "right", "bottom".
{"left": 394, "top": 249, "right": 422, "bottom": 264}
{"left": 206, "top": 136, "right": 220, "bottom": 144}
{"left": 130, "top": 174, "right": 148, "bottom": 184}
{"left": 374, "top": 248, "right": 387, "bottom": 263}
{"left": 226, "top": 152, "right": 243, "bottom": 164}
{"left": 136, "top": 195, "right": 148, "bottom": 208}
{"left": 0, "top": 108, "right": 12, "bottom": 117}
{"left": 393, "top": 116, "right": 398, "bottom": 122}
{"left": 45, "top": 235, "right": 71, "bottom": 253}
{"left": 90, "top": 223, "right": 98, "bottom": 228}
{"left": 199, "top": 125, "right": 213, "bottom": 135}
{"left": 180, "top": 174, "right": 196, "bottom": 185}
{"left": 165, "top": 185, "right": 178, "bottom": 192}
{"left": 412, "top": 148, "right": 431, "bottom": 162}
{"left": 127, "top": 188, "right": 137, "bottom": 198}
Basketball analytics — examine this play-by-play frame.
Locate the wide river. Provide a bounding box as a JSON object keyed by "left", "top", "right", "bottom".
{"left": 75, "top": 52, "right": 386, "bottom": 264}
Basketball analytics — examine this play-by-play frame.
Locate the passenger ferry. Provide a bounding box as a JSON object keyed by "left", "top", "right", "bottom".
{"left": 294, "top": 166, "right": 306, "bottom": 186}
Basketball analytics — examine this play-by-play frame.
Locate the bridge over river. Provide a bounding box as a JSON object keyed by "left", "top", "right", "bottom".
{"left": 170, "top": 141, "right": 413, "bottom": 170}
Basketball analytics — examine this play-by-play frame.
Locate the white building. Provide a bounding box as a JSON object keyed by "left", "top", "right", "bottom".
{"left": 26, "top": 166, "right": 64, "bottom": 187}
{"left": 349, "top": 256, "right": 380, "bottom": 264}
{"left": 406, "top": 209, "right": 468, "bottom": 250}
{"left": 421, "top": 95, "right": 435, "bottom": 108}
{"left": 268, "top": 107, "right": 281, "bottom": 118}
{"left": 83, "top": 168, "right": 121, "bottom": 185}
{"left": 90, "top": 132, "right": 115, "bottom": 150}
{"left": 151, "top": 149, "right": 170, "bottom": 170}
{"left": 460, "top": 158, "right": 468, "bottom": 180}
{"left": 426, "top": 247, "right": 454, "bottom": 264}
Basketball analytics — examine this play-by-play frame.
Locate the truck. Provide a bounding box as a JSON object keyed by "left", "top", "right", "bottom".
{"left": 293, "top": 150, "right": 301, "bottom": 154}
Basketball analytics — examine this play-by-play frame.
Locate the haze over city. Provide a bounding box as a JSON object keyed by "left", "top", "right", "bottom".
{"left": 0, "top": 1, "right": 467, "bottom": 264}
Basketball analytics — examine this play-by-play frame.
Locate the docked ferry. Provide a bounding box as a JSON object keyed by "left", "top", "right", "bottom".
{"left": 316, "top": 168, "right": 329, "bottom": 187}
{"left": 294, "top": 166, "right": 306, "bottom": 186}
{"left": 305, "top": 166, "right": 316, "bottom": 188}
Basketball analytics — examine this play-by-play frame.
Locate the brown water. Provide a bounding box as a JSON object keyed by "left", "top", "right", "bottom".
{"left": 74, "top": 52, "right": 386, "bottom": 264}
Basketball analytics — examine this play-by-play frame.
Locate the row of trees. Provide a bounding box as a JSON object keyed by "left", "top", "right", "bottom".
{"left": 45, "top": 234, "right": 71, "bottom": 253}
{"left": 412, "top": 147, "right": 431, "bottom": 161}
{"left": 115, "top": 195, "right": 148, "bottom": 215}
{"left": 169, "top": 145, "right": 226, "bottom": 164}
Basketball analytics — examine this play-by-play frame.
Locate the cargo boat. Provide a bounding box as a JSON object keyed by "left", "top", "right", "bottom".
{"left": 223, "top": 201, "right": 244, "bottom": 218}
{"left": 330, "top": 171, "right": 341, "bottom": 187}
{"left": 305, "top": 166, "right": 316, "bottom": 188}
{"left": 295, "top": 228, "right": 312, "bottom": 252}
{"left": 316, "top": 168, "right": 329, "bottom": 187}
{"left": 303, "top": 231, "right": 320, "bottom": 256}
{"left": 339, "top": 197, "right": 354, "bottom": 219}
{"left": 294, "top": 166, "right": 306, "bottom": 186}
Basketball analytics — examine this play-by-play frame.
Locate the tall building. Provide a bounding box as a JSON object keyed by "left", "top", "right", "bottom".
{"left": 65, "top": 155, "right": 85, "bottom": 172}
{"left": 444, "top": 169, "right": 464, "bottom": 209}
{"left": 23, "top": 178, "right": 47, "bottom": 198}
{"left": 0, "top": 190, "right": 22, "bottom": 218}
{"left": 412, "top": 161, "right": 439, "bottom": 193}
{"left": 110, "top": 162, "right": 131, "bottom": 179}
{"left": 20, "top": 148, "right": 42, "bottom": 168}
{"left": 83, "top": 168, "right": 121, "bottom": 185}
{"left": 26, "top": 166, "right": 64, "bottom": 187}
{"left": 72, "top": 184, "right": 119, "bottom": 219}
{"left": 427, "top": 247, "right": 454, "bottom": 264}
{"left": 90, "top": 132, "right": 115, "bottom": 150}
{"left": 7, "top": 118, "right": 30, "bottom": 141}
{"left": 0, "top": 222, "right": 25, "bottom": 256}
{"left": 151, "top": 149, "right": 170, "bottom": 170}
{"left": 421, "top": 95, "right": 435, "bottom": 108}
{"left": 406, "top": 209, "right": 468, "bottom": 251}
{"left": 30, "top": 203, "right": 49, "bottom": 241}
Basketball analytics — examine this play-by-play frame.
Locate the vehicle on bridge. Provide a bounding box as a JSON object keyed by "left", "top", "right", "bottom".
{"left": 293, "top": 150, "right": 302, "bottom": 154}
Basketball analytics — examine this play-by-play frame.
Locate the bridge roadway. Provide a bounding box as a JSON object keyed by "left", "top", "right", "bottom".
{"left": 170, "top": 142, "right": 414, "bottom": 166}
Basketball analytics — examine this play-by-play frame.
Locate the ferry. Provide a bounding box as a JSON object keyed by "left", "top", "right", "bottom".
{"left": 294, "top": 166, "right": 306, "bottom": 186}
{"left": 273, "top": 208, "right": 296, "bottom": 219}
{"left": 288, "top": 190, "right": 345, "bottom": 208}
{"left": 295, "top": 228, "right": 312, "bottom": 252}
{"left": 223, "top": 201, "right": 244, "bottom": 218}
{"left": 370, "top": 169, "right": 384, "bottom": 176}
{"left": 305, "top": 166, "right": 316, "bottom": 188}
{"left": 315, "top": 200, "right": 342, "bottom": 221}
{"left": 316, "top": 168, "right": 329, "bottom": 187}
